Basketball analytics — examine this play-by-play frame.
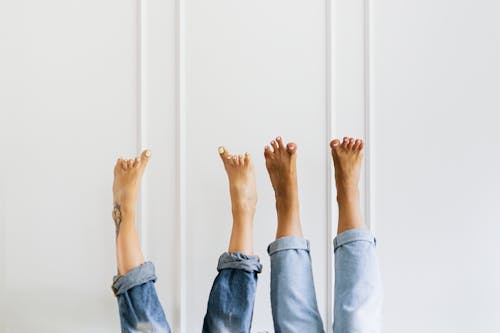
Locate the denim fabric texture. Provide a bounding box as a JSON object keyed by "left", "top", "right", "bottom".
{"left": 333, "top": 229, "right": 383, "bottom": 333}
{"left": 113, "top": 262, "right": 171, "bottom": 333}
{"left": 202, "top": 252, "right": 262, "bottom": 333}
{"left": 114, "top": 230, "right": 382, "bottom": 333}
{"left": 268, "top": 237, "right": 325, "bottom": 333}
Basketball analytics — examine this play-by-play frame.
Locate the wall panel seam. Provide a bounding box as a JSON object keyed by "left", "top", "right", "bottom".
{"left": 325, "top": 0, "right": 334, "bottom": 332}
{"left": 176, "top": 0, "right": 187, "bottom": 330}
{"left": 363, "top": 0, "right": 374, "bottom": 232}
{"left": 137, "top": 0, "right": 146, "bottom": 248}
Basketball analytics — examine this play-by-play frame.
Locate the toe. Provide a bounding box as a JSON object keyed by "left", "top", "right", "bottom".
{"left": 358, "top": 140, "right": 364, "bottom": 151}
{"left": 114, "top": 158, "right": 123, "bottom": 173}
{"left": 141, "top": 149, "right": 151, "bottom": 163}
{"left": 276, "top": 136, "right": 284, "bottom": 150}
{"left": 342, "top": 137, "right": 350, "bottom": 149}
{"left": 218, "top": 146, "right": 229, "bottom": 163}
{"left": 137, "top": 150, "right": 151, "bottom": 171}
{"left": 330, "top": 139, "right": 341, "bottom": 149}
{"left": 270, "top": 139, "right": 279, "bottom": 153}
{"left": 128, "top": 159, "right": 134, "bottom": 169}
{"left": 286, "top": 142, "right": 297, "bottom": 155}
{"left": 264, "top": 145, "right": 274, "bottom": 159}
{"left": 133, "top": 157, "right": 140, "bottom": 168}
{"left": 244, "top": 152, "right": 252, "bottom": 166}
{"left": 121, "top": 159, "right": 128, "bottom": 170}
{"left": 238, "top": 154, "right": 245, "bottom": 166}
{"left": 347, "top": 138, "right": 355, "bottom": 150}
{"left": 353, "top": 139, "right": 362, "bottom": 151}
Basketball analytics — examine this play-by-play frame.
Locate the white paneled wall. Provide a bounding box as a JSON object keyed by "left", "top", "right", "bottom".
{"left": 184, "top": 0, "right": 327, "bottom": 331}
{"left": 1, "top": 0, "right": 499, "bottom": 332}
{"left": 0, "top": 1, "right": 140, "bottom": 332}
{"left": 370, "top": 1, "right": 500, "bottom": 332}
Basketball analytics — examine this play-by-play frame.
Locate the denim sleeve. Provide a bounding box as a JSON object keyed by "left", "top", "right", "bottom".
{"left": 202, "top": 252, "right": 262, "bottom": 333}
{"left": 112, "top": 262, "right": 171, "bottom": 333}
{"left": 333, "top": 229, "right": 383, "bottom": 333}
{"left": 268, "top": 237, "right": 325, "bottom": 333}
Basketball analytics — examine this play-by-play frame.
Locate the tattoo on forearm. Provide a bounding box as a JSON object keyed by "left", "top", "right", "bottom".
{"left": 112, "top": 203, "right": 122, "bottom": 238}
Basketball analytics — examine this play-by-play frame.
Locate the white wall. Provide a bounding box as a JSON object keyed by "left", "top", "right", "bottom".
{"left": 1, "top": 0, "right": 499, "bottom": 332}
{"left": 0, "top": 1, "right": 139, "bottom": 332}
{"left": 370, "top": 1, "right": 500, "bottom": 332}
{"left": 184, "top": 0, "right": 327, "bottom": 331}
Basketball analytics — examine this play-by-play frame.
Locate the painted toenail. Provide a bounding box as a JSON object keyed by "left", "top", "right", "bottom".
{"left": 218, "top": 147, "right": 225, "bottom": 154}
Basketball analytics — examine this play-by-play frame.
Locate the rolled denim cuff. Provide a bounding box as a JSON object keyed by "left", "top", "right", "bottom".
{"left": 333, "top": 228, "right": 376, "bottom": 251}
{"left": 111, "top": 261, "right": 157, "bottom": 297}
{"left": 267, "top": 236, "right": 310, "bottom": 256}
{"left": 217, "top": 252, "right": 262, "bottom": 273}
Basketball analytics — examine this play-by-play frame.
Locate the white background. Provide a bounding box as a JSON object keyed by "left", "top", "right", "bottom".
{"left": 0, "top": 0, "right": 499, "bottom": 332}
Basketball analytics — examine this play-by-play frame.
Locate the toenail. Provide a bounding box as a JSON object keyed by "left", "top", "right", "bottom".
{"left": 277, "top": 136, "right": 282, "bottom": 140}
{"left": 218, "top": 147, "right": 225, "bottom": 154}
{"left": 145, "top": 150, "right": 151, "bottom": 157}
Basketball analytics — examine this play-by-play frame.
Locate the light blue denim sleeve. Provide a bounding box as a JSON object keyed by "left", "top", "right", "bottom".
{"left": 202, "top": 252, "right": 262, "bottom": 333}
{"left": 268, "top": 237, "right": 325, "bottom": 333}
{"left": 333, "top": 229, "right": 383, "bottom": 333}
{"left": 112, "top": 262, "right": 171, "bottom": 333}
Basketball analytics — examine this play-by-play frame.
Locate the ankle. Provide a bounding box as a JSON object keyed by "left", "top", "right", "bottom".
{"left": 114, "top": 201, "right": 136, "bottom": 216}
{"left": 336, "top": 187, "right": 359, "bottom": 204}
{"left": 232, "top": 206, "right": 255, "bottom": 222}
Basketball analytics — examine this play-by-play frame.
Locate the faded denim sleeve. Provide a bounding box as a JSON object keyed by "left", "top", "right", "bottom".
{"left": 333, "top": 229, "right": 383, "bottom": 333}
{"left": 112, "top": 262, "right": 171, "bottom": 333}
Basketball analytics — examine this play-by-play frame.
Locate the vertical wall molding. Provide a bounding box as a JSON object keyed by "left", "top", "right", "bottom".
{"left": 175, "top": 0, "right": 187, "bottom": 330}
{"left": 329, "top": 0, "right": 372, "bottom": 331}
{"left": 325, "top": 0, "right": 334, "bottom": 331}
{"left": 136, "top": 0, "right": 147, "bottom": 252}
{"left": 363, "top": 0, "right": 374, "bottom": 232}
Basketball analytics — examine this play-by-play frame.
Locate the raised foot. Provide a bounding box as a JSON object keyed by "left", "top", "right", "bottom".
{"left": 218, "top": 147, "right": 257, "bottom": 218}
{"left": 330, "top": 137, "right": 364, "bottom": 199}
{"left": 112, "top": 149, "right": 151, "bottom": 214}
{"left": 330, "top": 137, "right": 365, "bottom": 233}
{"left": 264, "top": 136, "right": 302, "bottom": 238}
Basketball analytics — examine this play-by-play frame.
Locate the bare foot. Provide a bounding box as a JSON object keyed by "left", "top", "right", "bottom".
{"left": 264, "top": 136, "right": 303, "bottom": 238}
{"left": 112, "top": 150, "right": 151, "bottom": 236}
{"left": 218, "top": 147, "right": 256, "bottom": 254}
{"left": 330, "top": 137, "right": 366, "bottom": 233}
